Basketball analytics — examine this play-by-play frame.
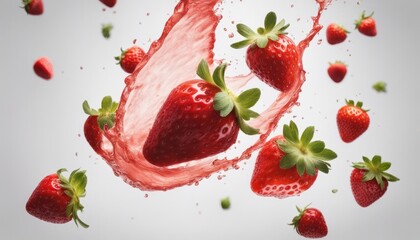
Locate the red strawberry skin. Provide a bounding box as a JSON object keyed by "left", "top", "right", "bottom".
{"left": 358, "top": 17, "right": 377, "bottom": 37}
{"left": 84, "top": 116, "right": 104, "bottom": 155}
{"left": 33, "top": 57, "right": 53, "bottom": 80}
{"left": 119, "top": 46, "right": 145, "bottom": 73}
{"left": 246, "top": 36, "right": 299, "bottom": 92}
{"left": 328, "top": 62, "right": 347, "bottom": 83}
{"left": 336, "top": 105, "right": 370, "bottom": 143}
{"left": 100, "top": 0, "right": 116, "bottom": 8}
{"left": 24, "top": 0, "right": 44, "bottom": 15}
{"left": 250, "top": 136, "right": 317, "bottom": 198}
{"left": 26, "top": 173, "right": 71, "bottom": 224}
{"left": 351, "top": 168, "right": 388, "bottom": 207}
{"left": 326, "top": 24, "right": 347, "bottom": 45}
{"left": 143, "top": 80, "right": 239, "bottom": 167}
{"left": 296, "top": 208, "right": 328, "bottom": 238}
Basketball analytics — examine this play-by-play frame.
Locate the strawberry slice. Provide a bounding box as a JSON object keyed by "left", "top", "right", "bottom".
{"left": 251, "top": 121, "right": 337, "bottom": 198}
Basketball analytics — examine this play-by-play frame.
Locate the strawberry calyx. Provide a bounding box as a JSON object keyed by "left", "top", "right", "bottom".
{"left": 83, "top": 96, "right": 119, "bottom": 130}
{"left": 57, "top": 168, "right": 89, "bottom": 228}
{"left": 197, "top": 59, "right": 261, "bottom": 135}
{"left": 231, "top": 12, "right": 289, "bottom": 49}
{"left": 114, "top": 48, "right": 127, "bottom": 65}
{"left": 355, "top": 11, "right": 374, "bottom": 29}
{"left": 289, "top": 204, "right": 311, "bottom": 228}
{"left": 276, "top": 121, "right": 337, "bottom": 176}
{"left": 352, "top": 155, "right": 400, "bottom": 189}
{"left": 345, "top": 99, "right": 368, "bottom": 112}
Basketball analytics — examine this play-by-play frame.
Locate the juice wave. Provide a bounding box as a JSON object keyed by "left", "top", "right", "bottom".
{"left": 94, "top": 0, "right": 332, "bottom": 191}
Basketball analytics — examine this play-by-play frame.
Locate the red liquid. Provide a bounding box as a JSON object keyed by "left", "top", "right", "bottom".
{"left": 92, "top": 0, "right": 332, "bottom": 191}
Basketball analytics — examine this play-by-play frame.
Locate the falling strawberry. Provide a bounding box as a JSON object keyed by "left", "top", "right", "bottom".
{"left": 143, "top": 60, "right": 261, "bottom": 167}
{"left": 290, "top": 205, "right": 328, "bottom": 238}
{"left": 231, "top": 12, "right": 299, "bottom": 92}
{"left": 351, "top": 155, "right": 399, "bottom": 207}
{"left": 26, "top": 169, "right": 89, "bottom": 228}
{"left": 115, "top": 46, "right": 146, "bottom": 73}
{"left": 100, "top": 0, "right": 116, "bottom": 8}
{"left": 22, "top": 0, "right": 44, "bottom": 15}
{"left": 33, "top": 57, "right": 53, "bottom": 80}
{"left": 336, "top": 100, "right": 370, "bottom": 143}
{"left": 355, "top": 11, "right": 377, "bottom": 37}
{"left": 250, "top": 121, "right": 337, "bottom": 198}
{"left": 326, "top": 23, "right": 349, "bottom": 45}
{"left": 83, "top": 96, "right": 119, "bottom": 153}
{"left": 327, "top": 61, "right": 347, "bottom": 83}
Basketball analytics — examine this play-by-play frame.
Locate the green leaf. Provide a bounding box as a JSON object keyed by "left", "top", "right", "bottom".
{"left": 214, "top": 92, "right": 234, "bottom": 117}
{"left": 196, "top": 59, "right": 213, "bottom": 83}
{"left": 289, "top": 121, "right": 299, "bottom": 141}
{"left": 98, "top": 115, "right": 115, "bottom": 130}
{"left": 238, "top": 118, "right": 259, "bottom": 135}
{"left": 372, "top": 155, "right": 382, "bottom": 167}
{"left": 212, "top": 64, "right": 227, "bottom": 90}
{"left": 279, "top": 154, "right": 296, "bottom": 169}
{"left": 101, "top": 96, "right": 113, "bottom": 111}
{"left": 239, "top": 108, "right": 259, "bottom": 120}
{"left": 264, "top": 12, "right": 277, "bottom": 32}
{"left": 82, "top": 101, "right": 99, "bottom": 116}
{"left": 363, "top": 171, "right": 376, "bottom": 181}
{"left": 314, "top": 160, "right": 330, "bottom": 174}
{"left": 316, "top": 149, "right": 337, "bottom": 161}
{"left": 296, "top": 158, "right": 305, "bottom": 176}
{"left": 272, "top": 19, "right": 286, "bottom": 32}
{"left": 236, "top": 24, "right": 257, "bottom": 38}
{"left": 268, "top": 34, "right": 279, "bottom": 41}
{"left": 305, "top": 160, "right": 316, "bottom": 176}
{"left": 379, "top": 162, "right": 391, "bottom": 171}
{"left": 237, "top": 88, "right": 261, "bottom": 108}
{"left": 382, "top": 172, "right": 400, "bottom": 182}
{"left": 231, "top": 39, "right": 254, "bottom": 49}
{"left": 308, "top": 141, "right": 325, "bottom": 153}
{"left": 256, "top": 37, "right": 268, "bottom": 48}
{"left": 300, "top": 126, "right": 314, "bottom": 147}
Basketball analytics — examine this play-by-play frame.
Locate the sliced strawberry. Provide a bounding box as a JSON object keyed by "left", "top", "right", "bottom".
{"left": 22, "top": 0, "right": 44, "bottom": 15}
{"left": 251, "top": 121, "right": 337, "bottom": 198}
{"left": 115, "top": 46, "right": 146, "bottom": 73}
{"left": 290, "top": 205, "right": 328, "bottom": 238}
{"left": 327, "top": 61, "right": 347, "bottom": 83}
{"left": 33, "top": 57, "right": 53, "bottom": 80}
{"left": 351, "top": 155, "right": 399, "bottom": 207}
{"left": 336, "top": 100, "right": 370, "bottom": 143}
{"left": 355, "top": 11, "right": 377, "bottom": 37}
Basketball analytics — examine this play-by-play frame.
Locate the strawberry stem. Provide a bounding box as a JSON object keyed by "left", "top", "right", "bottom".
{"left": 83, "top": 96, "right": 119, "bottom": 130}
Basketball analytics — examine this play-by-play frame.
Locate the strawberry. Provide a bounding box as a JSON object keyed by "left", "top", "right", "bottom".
{"left": 115, "top": 46, "right": 146, "bottom": 73}
{"left": 33, "top": 57, "right": 53, "bottom": 80}
{"left": 336, "top": 100, "right": 370, "bottom": 143}
{"left": 231, "top": 12, "right": 299, "bottom": 92}
{"left": 351, "top": 155, "right": 399, "bottom": 207}
{"left": 83, "top": 96, "right": 119, "bottom": 153}
{"left": 100, "top": 0, "right": 116, "bottom": 8}
{"left": 22, "top": 0, "right": 44, "bottom": 15}
{"left": 355, "top": 11, "right": 377, "bottom": 37}
{"left": 327, "top": 61, "right": 347, "bottom": 83}
{"left": 143, "top": 60, "right": 261, "bottom": 167}
{"left": 290, "top": 205, "right": 328, "bottom": 238}
{"left": 250, "top": 121, "right": 337, "bottom": 198}
{"left": 325, "top": 23, "right": 349, "bottom": 45}
{"left": 26, "top": 169, "right": 89, "bottom": 228}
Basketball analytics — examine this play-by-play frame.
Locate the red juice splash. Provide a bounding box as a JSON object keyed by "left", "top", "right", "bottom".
{"left": 91, "top": 0, "right": 332, "bottom": 191}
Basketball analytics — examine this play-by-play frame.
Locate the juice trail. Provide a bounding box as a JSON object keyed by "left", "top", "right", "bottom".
{"left": 91, "top": 0, "right": 332, "bottom": 191}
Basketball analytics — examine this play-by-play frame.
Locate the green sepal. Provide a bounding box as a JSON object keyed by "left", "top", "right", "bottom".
{"left": 289, "top": 204, "right": 312, "bottom": 229}
{"left": 231, "top": 12, "right": 289, "bottom": 49}
{"left": 101, "top": 23, "right": 113, "bottom": 39}
{"left": 277, "top": 121, "right": 337, "bottom": 176}
{"left": 345, "top": 99, "right": 368, "bottom": 112}
{"left": 372, "top": 81, "right": 387, "bottom": 93}
{"left": 114, "top": 48, "right": 126, "bottom": 65}
{"left": 83, "top": 96, "right": 119, "bottom": 131}
{"left": 220, "top": 197, "right": 231, "bottom": 210}
{"left": 355, "top": 11, "right": 374, "bottom": 29}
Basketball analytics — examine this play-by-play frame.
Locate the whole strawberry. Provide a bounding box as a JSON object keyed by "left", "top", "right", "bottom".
{"left": 143, "top": 60, "right": 260, "bottom": 167}
{"left": 327, "top": 61, "right": 347, "bottom": 83}
{"left": 351, "top": 155, "right": 399, "bottom": 207}
{"left": 22, "top": 0, "right": 43, "bottom": 15}
{"left": 336, "top": 100, "right": 370, "bottom": 143}
{"left": 115, "top": 46, "right": 146, "bottom": 73}
{"left": 326, "top": 23, "right": 349, "bottom": 45}
{"left": 100, "top": 0, "right": 116, "bottom": 8}
{"left": 355, "top": 11, "right": 377, "bottom": 37}
{"left": 26, "top": 169, "right": 89, "bottom": 228}
{"left": 33, "top": 57, "right": 53, "bottom": 80}
{"left": 231, "top": 12, "right": 299, "bottom": 92}
{"left": 250, "top": 121, "right": 337, "bottom": 198}
{"left": 291, "top": 205, "right": 328, "bottom": 238}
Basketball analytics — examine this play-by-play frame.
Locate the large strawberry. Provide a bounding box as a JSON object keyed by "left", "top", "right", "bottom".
{"left": 231, "top": 12, "right": 299, "bottom": 92}
{"left": 115, "top": 46, "right": 146, "bottom": 73}
{"left": 327, "top": 61, "right": 347, "bottom": 83}
{"left": 100, "top": 0, "right": 117, "bottom": 8}
{"left": 143, "top": 60, "right": 261, "bottom": 167}
{"left": 336, "top": 100, "right": 370, "bottom": 143}
{"left": 326, "top": 23, "right": 349, "bottom": 45}
{"left": 26, "top": 169, "right": 89, "bottom": 228}
{"left": 22, "top": 0, "right": 44, "bottom": 15}
{"left": 351, "top": 155, "right": 399, "bottom": 207}
{"left": 355, "top": 11, "right": 377, "bottom": 37}
{"left": 83, "top": 96, "right": 119, "bottom": 154}
{"left": 290, "top": 205, "right": 328, "bottom": 238}
{"left": 250, "top": 121, "right": 337, "bottom": 198}
{"left": 33, "top": 57, "right": 53, "bottom": 80}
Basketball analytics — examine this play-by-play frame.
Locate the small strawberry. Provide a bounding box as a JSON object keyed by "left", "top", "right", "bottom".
{"left": 100, "top": 0, "right": 116, "bottom": 8}
{"left": 327, "top": 61, "right": 347, "bottom": 83}
{"left": 102, "top": 23, "right": 113, "bottom": 39}
{"left": 115, "top": 46, "right": 146, "bottom": 73}
{"left": 22, "top": 0, "right": 44, "bottom": 15}
{"left": 143, "top": 60, "right": 261, "bottom": 167}
{"left": 290, "top": 205, "right": 328, "bottom": 238}
{"left": 83, "top": 96, "right": 119, "bottom": 153}
{"left": 33, "top": 57, "right": 53, "bottom": 80}
{"left": 326, "top": 23, "right": 349, "bottom": 45}
{"left": 355, "top": 11, "right": 377, "bottom": 37}
{"left": 231, "top": 12, "right": 299, "bottom": 92}
{"left": 351, "top": 155, "right": 399, "bottom": 207}
{"left": 26, "top": 169, "right": 89, "bottom": 228}
{"left": 250, "top": 121, "right": 337, "bottom": 198}
{"left": 336, "top": 100, "right": 370, "bottom": 143}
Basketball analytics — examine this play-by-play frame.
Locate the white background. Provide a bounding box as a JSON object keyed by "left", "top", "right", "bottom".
{"left": 1, "top": 0, "right": 419, "bottom": 239}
